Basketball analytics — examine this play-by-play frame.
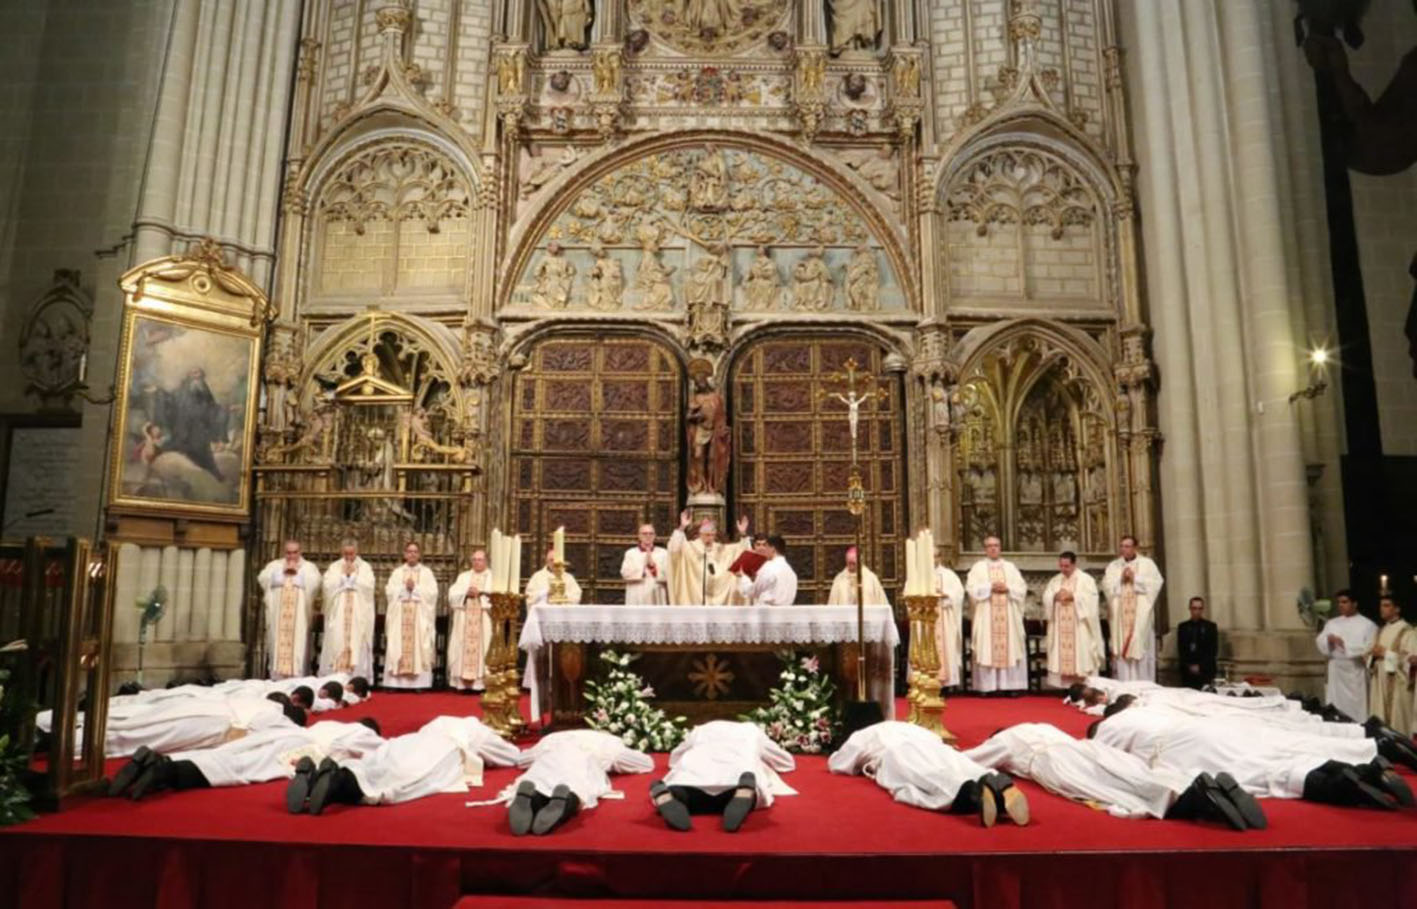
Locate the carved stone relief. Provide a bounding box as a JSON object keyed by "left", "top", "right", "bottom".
{"left": 19, "top": 269, "right": 92, "bottom": 412}
{"left": 627, "top": 0, "right": 792, "bottom": 56}
{"left": 320, "top": 143, "right": 472, "bottom": 234}
{"left": 945, "top": 148, "right": 1095, "bottom": 240}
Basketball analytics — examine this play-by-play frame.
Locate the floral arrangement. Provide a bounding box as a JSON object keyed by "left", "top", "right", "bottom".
{"left": 0, "top": 663, "right": 34, "bottom": 826}
{"left": 743, "top": 651, "right": 842, "bottom": 754}
{"left": 584, "top": 650, "right": 687, "bottom": 752}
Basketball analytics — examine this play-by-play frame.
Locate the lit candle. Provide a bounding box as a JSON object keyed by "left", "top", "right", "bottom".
{"left": 554, "top": 526, "right": 565, "bottom": 564}
{"left": 1380, "top": 573, "right": 1389, "bottom": 592}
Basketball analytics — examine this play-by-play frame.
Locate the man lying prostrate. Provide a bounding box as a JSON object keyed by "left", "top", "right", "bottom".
{"left": 101, "top": 693, "right": 306, "bottom": 760}
{"left": 499, "top": 730, "right": 655, "bottom": 836}
{"left": 1094, "top": 697, "right": 1413, "bottom": 810}
{"left": 108, "top": 717, "right": 384, "bottom": 801}
{"left": 829, "top": 721, "right": 1028, "bottom": 828}
{"left": 292, "top": 715, "right": 521, "bottom": 815}
{"left": 649, "top": 720, "right": 796, "bottom": 833}
{"left": 965, "top": 722, "right": 1263, "bottom": 830}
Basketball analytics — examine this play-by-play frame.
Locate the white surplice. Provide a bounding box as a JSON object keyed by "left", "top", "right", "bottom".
{"left": 826, "top": 566, "right": 888, "bottom": 607}
{"left": 346, "top": 716, "right": 521, "bottom": 806}
{"left": 525, "top": 567, "right": 583, "bottom": 606}
{"left": 934, "top": 565, "right": 965, "bottom": 687}
{"left": 737, "top": 555, "right": 798, "bottom": 606}
{"left": 447, "top": 568, "right": 494, "bottom": 691}
{"left": 667, "top": 530, "right": 748, "bottom": 606}
{"left": 257, "top": 559, "right": 322, "bottom": 681}
{"left": 1316, "top": 612, "right": 1378, "bottom": 721}
{"left": 621, "top": 545, "right": 670, "bottom": 605}
{"left": 510, "top": 729, "right": 654, "bottom": 808}
{"left": 664, "top": 721, "right": 796, "bottom": 808}
{"left": 965, "top": 557, "right": 1028, "bottom": 692}
{"left": 383, "top": 564, "right": 439, "bottom": 689}
{"left": 102, "top": 696, "right": 294, "bottom": 759}
{"left": 178, "top": 719, "right": 384, "bottom": 788}
{"left": 1041, "top": 570, "right": 1105, "bottom": 687}
{"left": 829, "top": 721, "right": 989, "bottom": 811}
{"left": 1102, "top": 555, "right": 1164, "bottom": 682}
{"left": 320, "top": 557, "right": 376, "bottom": 679}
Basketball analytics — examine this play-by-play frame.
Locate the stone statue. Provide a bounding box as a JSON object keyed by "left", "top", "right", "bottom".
{"left": 791, "top": 246, "right": 834, "bottom": 311}
{"left": 586, "top": 242, "right": 625, "bottom": 310}
{"left": 532, "top": 242, "right": 576, "bottom": 308}
{"left": 844, "top": 244, "right": 880, "bottom": 311}
{"left": 892, "top": 54, "right": 920, "bottom": 98}
{"left": 632, "top": 243, "right": 675, "bottom": 310}
{"left": 742, "top": 246, "right": 782, "bottom": 310}
{"left": 683, "top": 0, "right": 737, "bottom": 33}
{"left": 829, "top": 0, "right": 881, "bottom": 54}
{"left": 539, "top": 0, "right": 591, "bottom": 51}
{"left": 689, "top": 148, "right": 728, "bottom": 212}
{"left": 592, "top": 49, "right": 621, "bottom": 94}
{"left": 496, "top": 51, "right": 523, "bottom": 95}
{"left": 686, "top": 360, "right": 730, "bottom": 496}
{"left": 685, "top": 247, "right": 730, "bottom": 346}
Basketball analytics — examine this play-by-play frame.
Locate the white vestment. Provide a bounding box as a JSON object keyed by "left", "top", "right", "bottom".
{"left": 667, "top": 530, "right": 748, "bottom": 606}
{"left": 320, "top": 558, "right": 376, "bottom": 679}
{"left": 965, "top": 558, "right": 1028, "bottom": 691}
{"left": 346, "top": 716, "right": 521, "bottom": 806}
{"left": 965, "top": 722, "right": 1191, "bottom": 819}
{"left": 621, "top": 546, "right": 670, "bottom": 605}
{"left": 737, "top": 555, "right": 798, "bottom": 606}
{"left": 511, "top": 729, "right": 654, "bottom": 808}
{"left": 257, "top": 559, "right": 322, "bottom": 680}
{"left": 102, "top": 696, "right": 293, "bottom": 759}
{"left": 178, "top": 720, "right": 384, "bottom": 788}
{"left": 829, "top": 721, "right": 990, "bottom": 811}
{"left": 1102, "top": 555, "right": 1164, "bottom": 681}
{"left": 934, "top": 566, "right": 965, "bottom": 687}
{"left": 1096, "top": 704, "right": 1377, "bottom": 799}
{"left": 1316, "top": 612, "right": 1378, "bottom": 721}
{"left": 826, "top": 566, "right": 888, "bottom": 607}
{"left": 664, "top": 721, "right": 796, "bottom": 808}
{"left": 447, "top": 569, "right": 495, "bottom": 690}
{"left": 1369, "top": 619, "right": 1415, "bottom": 736}
{"left": 525, "top": 567, "right": 583, "bottom": 606}
{"left": 1042, "top": 571, "right": 1105, "bottom": 686}
{"left": 383, "top": 564, "right": 439, "bottom": 689}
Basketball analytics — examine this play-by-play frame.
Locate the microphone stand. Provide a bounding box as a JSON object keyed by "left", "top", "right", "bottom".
{"left": 701, "top": 543, "right": 711, "bottom": 607}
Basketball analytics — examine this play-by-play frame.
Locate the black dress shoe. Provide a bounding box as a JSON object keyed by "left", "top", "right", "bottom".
{"left": 722, "top": 772, "right": 758, "bottom": 832}
{"left": 509, "top": 781, "right": 539, "bottom": 836}
{"left": 981, "top": 773, "right": 1029, "bottom": 826}
{"left": 110, "top": 746, "right": 157, "bottom": 797}
{"left": 1337, "top": 765, "right": 1399, "bottom": 811}
{"left": 650, "top": 780, "right": 691, "bottom": 831}
{"left": 1214, "top": 773, "right": 1266, "bottom": 830}
{"left": 532, "top": 784, "right": 581, "bottom": 835}
{"left": 1359, "top": 761, "right": 1415, "bottom": 807}
{"left": 1169, "top": 773, "right": 1242, "bottom": 830}
{"left": 129, "top": 755, "right": 172, "bottom": 801}
{"left": 287, "top": 756, "right": 317, "bottom": 814}
{"left": 307, "top": 758, "right": 341, "bottom": 816}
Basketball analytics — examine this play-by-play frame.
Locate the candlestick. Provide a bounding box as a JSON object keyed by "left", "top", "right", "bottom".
{"left": 553, "top": 526, "right": 565, "bottom": 564}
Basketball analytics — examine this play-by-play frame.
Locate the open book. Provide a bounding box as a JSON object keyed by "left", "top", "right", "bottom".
{"left": 727, "top": 549, "right": 767, "bottom": 580}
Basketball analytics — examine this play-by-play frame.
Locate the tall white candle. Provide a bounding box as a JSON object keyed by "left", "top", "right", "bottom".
{"left": 554, "top": 526, "right": 565, "bottom": 564}
{"left": 905, "top": 533, "right": 919, "bottom": 596}
{"left": 512, "top": 535, "right": 523, "bottom": 594}
{"left": 489, "top": 529, "right": 503, "bottom": 593}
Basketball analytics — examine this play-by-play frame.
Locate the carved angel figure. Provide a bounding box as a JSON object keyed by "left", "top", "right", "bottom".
{"left": 532, "top": 242, "right": 576, "bottom": 309}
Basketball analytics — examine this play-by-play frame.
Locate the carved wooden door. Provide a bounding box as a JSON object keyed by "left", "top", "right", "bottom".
{"left": 511, "top": 337, "right": 681, "bottom": 604}
{"left": 731, "top": 337, "right": 906, "bottom": 605}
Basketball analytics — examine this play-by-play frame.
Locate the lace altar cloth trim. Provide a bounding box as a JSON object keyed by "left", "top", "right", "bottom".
{"left": 519, "top": 605, "right": 899, "bottom": 651}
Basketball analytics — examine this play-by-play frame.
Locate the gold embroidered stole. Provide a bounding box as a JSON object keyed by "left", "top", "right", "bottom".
{"left": 396, "top": 567, "right": 419, "bottom": 676}
{"left": 275, "top": 575, "right": 299, "bottom": 677}
{"left": 988, "top": 562, "right": 1010, "bottom": 665}
{"left": 1120, "top": 563, "right": 1138, "bottom": 657}
{"left": 1057, "top": 574, "right": 1077, "bottom": 675}
{"left": 460, "top": 575, "right": 485, "bottom": 682}
{"left": 335, "top": 582, "right": 356, "bottom": 673}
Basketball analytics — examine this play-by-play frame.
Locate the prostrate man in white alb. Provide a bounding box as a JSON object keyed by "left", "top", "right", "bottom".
{"left": 934, "top": 555, "right": 965, "bottom": 689}
{"left": 826, "top": 546, "right": 888, "bottom": 607}
{"left": 735, "top": 534, "right": 797, "bottom": 607}
{"left": 621, "top": 524, "right": 669, "bottom": 605}
{"left": 1041, "top": 551, "right": 1105, "bottom": 689}
{"left": 320, "top": 540, "right": 376, "bottom": 679}
{"left": 504, "top": 729, "right": 654, "bottom": 835}
{"left": 525, "top": 546, "right": 583, "bottom": 606}
{"left": 829, "top": 721, "right": 1028, "bottom": 828}
{"left": 965, "top": 722, "right": 1262, "bottom": 830}
{"left": 1368, "top": 595, "right": 1413, "bottom": 736}
{"left": 649, "top": 720, "right": 795, "bottom": 832}
{"left": 1316, "top": 588, "right": 1378, "bottom": 722}
{"left": 1102, "top": 535, "right": 1165, "bottom": 682}
{"left": 965, "top": 536, "right": 1028, "bottom": 693}
{"left": 101, "top": 694, "right": 306, "bottom": 763}
{"left": 447, "top": 549, "right": 495, "bottom": 691}
{"left": 383, "top": 541, "right": 439, "bottom": 690}
{"left": 667, "top": 510, "right": 750, "bottom": 606}
{"left": 257, "top": 540, "right": 322, "bottom": 681}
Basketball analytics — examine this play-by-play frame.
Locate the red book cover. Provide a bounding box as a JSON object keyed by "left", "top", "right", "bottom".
{"left": 728, "top": 550, "right": 767, "bottom": 580}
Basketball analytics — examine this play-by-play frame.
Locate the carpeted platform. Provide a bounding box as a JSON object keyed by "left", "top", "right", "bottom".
{"left": 4, "top": 693, "right": 1417, "bottom": 908}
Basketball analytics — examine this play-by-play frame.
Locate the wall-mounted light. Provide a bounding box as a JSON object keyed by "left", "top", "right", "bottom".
{"left": 1288, "top": 347, "right": 1331, "bottom": 404}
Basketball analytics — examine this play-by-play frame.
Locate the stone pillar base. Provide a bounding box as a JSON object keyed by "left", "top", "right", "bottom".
{"left": 111, "top": 641, "right": 248, "bottom": 688}
{"left": 686, "top": 492, "right": 725, "bottom": 528}
{"left": 1158, "top": 629, "right": 1326, "bottom": 696}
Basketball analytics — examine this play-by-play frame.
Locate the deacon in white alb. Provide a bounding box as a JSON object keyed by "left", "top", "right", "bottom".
{"left": 827, "top": 546, "right": 888, "bottom": 607}
{"left": 621, "top": 524, "right": 670, "bottom": 605}
{"left": 383, "top": 541, "right": 439, "bottom": 690}
{"left": 257, "top": 540, "right": 323, "bottom": 680}
{"left": 1316, "top": 589, "right": 1378, "bottom": 722}
{"left": 735, "top": 534, "right": 797, "bottom": 607}
{"left": 667, "top": 510, "right": 750, "bottom": 606}
{"left": 320, "top": 540, "right": 376, "bottom": 679}
{"left": 1042, "top": 550, "right": 1105, "bottom": 688}
{"left": 504, "top": 729, "right": 655, "bottom": 835}
{"left": 650, "top": 720, "right": 796, "bottom": 832}
{"left": 934, "top": 558, "right": 965, "bottom": 688}
{"left": 102, "top": 694, "right": 304, "bottom": 760}
{"left": 1102, "top": 536, "right": 1165, "bottom": 682}
{"left": 525, "top": 546, "right": 583, "bottom": 606}
{"left": 965, "top": 536, "right": 1028, "bottom": 693}
{"left": 447, "top": 549, "right": 495, "bottom": 691}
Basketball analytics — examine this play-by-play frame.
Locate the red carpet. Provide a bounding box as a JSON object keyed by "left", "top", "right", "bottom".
{"left": 4, "top": 693, "right": 1417, "bottom": 908}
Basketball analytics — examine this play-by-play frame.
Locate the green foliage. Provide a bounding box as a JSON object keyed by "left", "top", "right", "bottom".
{"left": 0, "top": 666, "right": 34, "bottom": 826}
{"left": 584, "top": 650, "right": 687, "bottom": 753}
{"left": 742, "top": 651, "right": 842, "bottom": 754}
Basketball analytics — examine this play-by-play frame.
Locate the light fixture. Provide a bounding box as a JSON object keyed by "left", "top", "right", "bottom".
{"left": 1288, "top": 347, "right": 1331, "bottom": 404}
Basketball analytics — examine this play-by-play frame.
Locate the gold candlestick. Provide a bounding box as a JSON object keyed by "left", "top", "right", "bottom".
{"left": 484, "top": 591, "right": 527, "bottom": 739}
{"left": 903, "top": 593, "right": 954, "bottom": 742}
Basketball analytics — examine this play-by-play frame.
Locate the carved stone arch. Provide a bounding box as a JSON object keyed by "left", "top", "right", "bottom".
{"left": 299, "top": 310, "right": 466, "bottom": 411}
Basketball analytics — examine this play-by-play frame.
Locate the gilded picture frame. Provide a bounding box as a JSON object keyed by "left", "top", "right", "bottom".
{"left": 107, "top": 240, "right": 273, "bottom": 520}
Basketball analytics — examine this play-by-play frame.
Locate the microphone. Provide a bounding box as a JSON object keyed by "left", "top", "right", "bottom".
{"left": 707, "top": 563, "right": 716, "bottom": 575}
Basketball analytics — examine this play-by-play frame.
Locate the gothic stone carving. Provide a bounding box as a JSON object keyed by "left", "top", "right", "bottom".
{"left": 19, "top": 269, "right": 92, "bottom": 411}
{"left": 945, "top": 148, "right": 1095, "bottom": 240}
{"left": 627, "top": 0, "right": 791, "bottom": 56}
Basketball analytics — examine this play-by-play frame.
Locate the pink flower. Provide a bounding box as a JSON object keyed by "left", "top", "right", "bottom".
{"left": 800, "top": 656, "right": 819, "bottom": 674}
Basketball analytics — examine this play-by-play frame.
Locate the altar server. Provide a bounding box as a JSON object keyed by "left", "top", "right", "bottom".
{"left": 383, "top": 542, "right": 439, "bottom": 690}
{"left": 667, "top": 510, "right": 750, "bottom": 606}
{"left": 1042, "top": 551, "right": 1105, "bottom": 688}
{"left": 447, "top": 550, "right": 494, "bottom": 691}
{"left": 1102, "top": 536, "right": 1165, "bottom": 682}
{"left": 320, "top": 540, "right": 376, "bottom": 679}
{"left": 965, "top": 536, "right": 1028, "bottom": 693}
{"left": 650, "top": 720, "right": 795, "bottom": 831}
{"left": 621, "top": 524, "right": 670, "bottom": 605}
{"left": 257, "top": 540, "right": 322, "bottom": 680}
{"left": 830, "top": 721, "right": 1028, "bottom": 827}
{"left": 505, "top": 729, "right": 654, "bottom": 835}
{"left": 526, "top": 546, "right": 583, "bottom": 606}
{"left": 1316, "top": 589, "right": 1378, "bottom": 722}
{"left": 934, "top": 557, "right": 965, "bottom": 688}
{"left": 102, "top": 694, "right": 304, "bottom": 763}
{"left": 735, "top": 534, "right": 797, "bottom": 607}
{"left": 827, "top": 546, "right": 888, "bottom": 607}
{"left": 1368, "top": 596, "right": 1413, "bottom": 736}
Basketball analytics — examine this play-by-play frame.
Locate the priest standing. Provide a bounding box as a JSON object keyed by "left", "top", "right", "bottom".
{"left": 621, "top": 524, "right": 670, "bottom": 605}
{"left": 1102, "top": 535, "right": 1165, "bottom": 682}
{"left": 383, "top": 542, "right": 439, "bottom": 690}
{"left": 935, "top": 556, "right": 965, "bottom": 689}
{"left": 447, "top": 550, "right": 494, "bottom": 691}
{"left": 1316, "top": 589, "right": 1377, "bottom": 722}
{"left": 1367, "top": 595, "right": 1412, "bottom": 735}
{"left": 827, "top": 546, "right": 888, "bottom": 607}
{"left": 258, "top": 540, "right": 322, "bottom": 681}
{"left": 320, "top": 541, "right": 376, "bottom": 679}
{"left": 667, "top": 509, "right": 750, "bottom": 606}
{"left": 965, "top": 536, "right": 1028, "bottom": 693}
{"left": 526, "top": 547, "right": 583, "bottom": 606}
{"left": 1041, "top": 551, "right": 1104, "bottom": 689}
